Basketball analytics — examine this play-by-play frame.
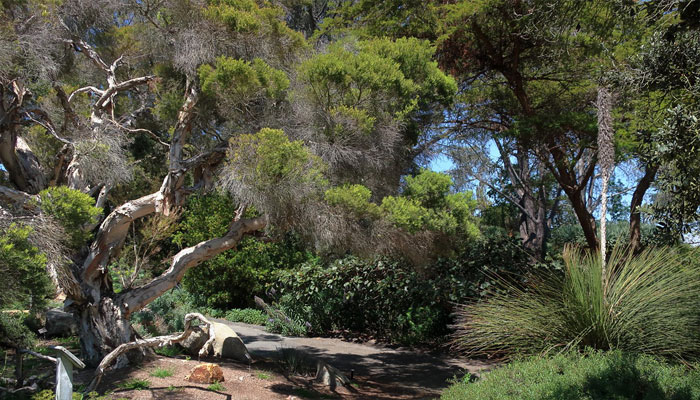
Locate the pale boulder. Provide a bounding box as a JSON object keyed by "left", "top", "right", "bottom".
{"left": 211, "top": 322, "right": 252, "bottom": 362}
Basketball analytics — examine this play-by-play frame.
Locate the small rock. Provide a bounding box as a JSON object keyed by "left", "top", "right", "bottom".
{"left": 238, "top": 376, "right": 244, "bottom": 381}
{"left": 286, "top": 396, "right": 299, "bottom": 400}
{"left": 45, "top": 308, "right": 78, "bottom": 337}
{"left": 315, "top": 360, "right": 350, "bottom": 390}
{"left": 185, "top": 363, "right": 224, "bottom": 384}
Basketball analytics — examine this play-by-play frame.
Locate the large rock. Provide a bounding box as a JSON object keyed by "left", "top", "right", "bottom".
{"left": 45, "top": 308, "right": 78, "bottom": 337}
{"left": 180, "top": 326, "right": 208, "bottom": 356}
{"left": 185, "top": 363, "right": 224, "bottom": 384}
{"left": 211, "top": 322, "right": 251, "bottom": 362}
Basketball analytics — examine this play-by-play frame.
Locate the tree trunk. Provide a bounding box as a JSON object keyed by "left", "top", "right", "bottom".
{"left": 76, "top": 297, "right": 137, "bottom": 368}
{"left": 597, "top": 87, "right": 614, "bottom": 265}
{"left": 629, "top": 164, "right": 658, "bottom": 254}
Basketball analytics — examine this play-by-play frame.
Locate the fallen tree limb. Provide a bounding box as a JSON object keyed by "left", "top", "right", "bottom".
{"left": 86, "top": 313, "right": 214, "bottom": 392}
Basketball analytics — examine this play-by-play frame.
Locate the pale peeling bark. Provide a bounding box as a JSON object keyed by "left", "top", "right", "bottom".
{"left": 120, "top": 215, "right": 267, "bottom": 315}
{"left": 596, "top": 87, "right": 614, "bottom": 267}
{"left": 87, "top": 313, "right": 216, "bottom": 392}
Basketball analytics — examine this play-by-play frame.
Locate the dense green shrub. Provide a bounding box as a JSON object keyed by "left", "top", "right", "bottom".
{"left": 441, "top": 350, "right": 700, "bottom": 400}
{"left": 453, "top": 246, "right": 700, "bottom": 359}
{"left": 0, "top": 224, "right": 53, "bottom": 310}
{"left": 275, "top": 228, "right": 532, "bottom": 344}
{"left": 225, "top": 308, "right": 268, "bottom": 325}
{"left": 38, "top": 186, "right": 102, "bottom": 248}
{"left": 131, "top": 287, "right": 199, "bottom": 335}
{"left": 0, "top": 313, "right": 37, "bottom": 349}
{"left": 0, "top": 223, "right": 53, "bottom": 349}
{"left": 173, "top": 191, "right": 316, "bottom": 309}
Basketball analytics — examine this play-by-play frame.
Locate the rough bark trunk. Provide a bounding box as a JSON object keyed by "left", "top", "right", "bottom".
{"left": 71, "top": 211, "right": 266, "bottom": 367}
{"left": 76, "top": 297, "right": 137, "bottom": 368}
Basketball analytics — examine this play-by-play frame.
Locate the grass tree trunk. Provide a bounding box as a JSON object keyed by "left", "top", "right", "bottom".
{"left": 596, "top": 87, "right": 614, "bottom": 267}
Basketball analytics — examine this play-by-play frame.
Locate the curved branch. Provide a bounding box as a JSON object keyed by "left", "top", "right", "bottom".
{"left": 95, "top": 76, "right": 155, "bottom": 110}
{"left": 68, "top": 86, "right": 105, "bottom": 102}
{"left": 81, "top": 192, "right": 159, "bottom": 284}
{"left": 119, "top": 215, "right": 267, "bottom": 315}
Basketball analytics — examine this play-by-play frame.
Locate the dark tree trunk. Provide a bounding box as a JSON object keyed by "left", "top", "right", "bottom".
{"left": 629, "top": 164, "right": 658, "bottom": 254}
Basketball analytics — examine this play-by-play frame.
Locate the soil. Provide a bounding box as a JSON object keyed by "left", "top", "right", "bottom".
{"left": 7, "top": 323, "right": 494, "bottom": 399}
{"left": 70, "top": 321, "right": 495, "bottom": 400}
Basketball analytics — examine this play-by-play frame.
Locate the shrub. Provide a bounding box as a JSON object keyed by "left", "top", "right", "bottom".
{"left": 441, "top": 350, "right": 700, "bottom": 400}
{"left": 225, "top": 308, "right": 268, "bottom": 325}
{"left": 274, "top": 228, "right": 533, "bottom": 344}
{"left": 173, "top": 191, "right": 315, "bottom": 309}
{"left": 131, "top": 287, "right": 198, "bottom": 335}
{"left": 38, "top": 186, "right": 102, "bottom": 249}
{"left": 452, "top": 246, "right": 700, "bottom": 359}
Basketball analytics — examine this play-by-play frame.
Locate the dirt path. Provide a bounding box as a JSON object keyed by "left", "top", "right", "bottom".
{"left": 215, "top": 319, "right": 494, "bottom": 398}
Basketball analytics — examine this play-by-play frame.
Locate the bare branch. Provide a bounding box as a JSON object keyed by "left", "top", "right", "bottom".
{"left": 68, "top": 86, "right": 105, "bottom": 102}
{"left": 119, "top": 215, "right": 266, "bottom": 314}
{"left": 95, "top": 76, "right": 155, "bottom": 110}
{"left": 87, "top": 313, "right": 216, "bottom": 392}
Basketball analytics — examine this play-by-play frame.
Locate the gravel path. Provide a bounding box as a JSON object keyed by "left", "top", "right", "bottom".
{"left": 214, "top": 319, "right": 495, "bottom": 398}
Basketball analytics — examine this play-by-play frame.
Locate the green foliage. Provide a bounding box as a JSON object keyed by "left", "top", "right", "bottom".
{"left": 275, "top": 231, "right": 531, "bottom": 344}
{"left": 38, "top": 186, "right": 102, "bottom": 248}
{"left": 225, "top": 308, "right": 268, "bottom": 326}
{"left": 131, "top": 287, "right": 198, "bottom": 335}
{"left": 227, "top": 128, "right": 326, "bottom": 191}
{"left": 277, "top": 347, "right": 315, "bottom": 376}
{"left": 379, "top": 196, "right": 429, "bottom": 233}
{"left": 203, "top": 0, "right": 306, "bottom": 48}
{"left": 0, "top": 223, "right": 52, "bottom": 313}
{"left": 453, "top": 246, "right": 700, "bottom": 359}
{"left": 441, "top": 350, "right": 700, "bottom": 400}
{"left": 150, "top": 367, "right": 174, "bottom": 378}
{"left": 381, "top": 169, "right": 479, "bottom": 236}
{"left": 207, "top": 382, "right": 225, "bottom": 391}
{"left": 403, "top": 169, "right": 453, "bottom": 209}
{"left": 0, "top": 313, "right": 37, "bottom": 349}
{"left": 324, "top": 184, "right": 380, "bottom": 219}
{"left": 257, "top": 299, "right": 308, "bottom": 336}
{"left": 173, "top": 191, "right": 315, "bottom": 309}
{"left": 154, "top": 345, "right": 183, "bottom": 357}
{"left": 118, "top": 378, "right": 151, "bottom": 390}
{"left": 199, "top": 56, "right": 289, "bottom": 101}
{"left": 548, "top": 221, "right": 665, "bottom": 257}
{"left": 298, "top": 37, "right": 456, "bottom": 143}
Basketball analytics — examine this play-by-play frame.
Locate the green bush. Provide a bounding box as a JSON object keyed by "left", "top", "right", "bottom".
{"left": 0, "top": 223, "right": 53, "bottom": 349}
{"left": 275, "top": 230, "right": 532, "bottom": 344}
{"left": 441, "top": 350, "right": 700, "bottom": 400}
{"left": 38, "top": 186, "right": 102, "bottom": 249}
{"left": 453, "top": 246, "right": 700, "bottom": 359}
{"left": 131, "top": 287, "right": 198, "bottom": 335}
{"left": 0, "top": 313, "right": 37, "bottom": 349}
{"left": 225, "top": 308, "right": 268, "bottom": 325}
{"left": 173, "top": 191, "right": 315, "bottom": 309}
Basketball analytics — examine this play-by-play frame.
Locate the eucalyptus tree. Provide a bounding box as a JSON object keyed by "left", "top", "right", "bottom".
{"left": 0, "top": 0, "right": 457, "bottom": 367}
{"left": 325, "top": 0, "right": 664, "bottom": 255}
